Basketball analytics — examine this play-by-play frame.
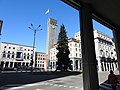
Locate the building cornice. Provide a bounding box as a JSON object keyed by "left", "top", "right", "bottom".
{"left": 1, "top": 42, "right": 33, "bottom": 48}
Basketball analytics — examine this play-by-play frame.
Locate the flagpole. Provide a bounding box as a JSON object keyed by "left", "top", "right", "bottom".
{"left": 0, "top": 20, "right": 3, "bottom": 36}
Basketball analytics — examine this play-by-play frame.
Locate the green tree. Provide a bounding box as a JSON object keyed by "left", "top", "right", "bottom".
{"left": 56, "top": 24, "right": 71, "bottom": 71}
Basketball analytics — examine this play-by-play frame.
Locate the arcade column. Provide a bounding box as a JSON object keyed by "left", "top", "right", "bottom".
{"left": 79, "top": 4, "right": 99, "bottom": 90}
{"left": 113, "top": 28, "right": 120, "bottom": 74}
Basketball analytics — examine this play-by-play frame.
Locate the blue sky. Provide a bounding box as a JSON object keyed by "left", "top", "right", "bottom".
{"left": 0, "top": 0, "right": 112, "bottom": 53}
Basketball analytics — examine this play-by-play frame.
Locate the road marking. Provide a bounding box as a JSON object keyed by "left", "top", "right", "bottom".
{"left": 44, "top": 83, "right": 49, "bottom": 85}
{"left": 69, "top": 86, "right": 74, "bottom": 88}
{"left": 63, "top": 85, "right": 67, "bottom": 87}
{"left": 53, "top": 84, "right": 58, "bottom": 86}
{"left": 75, "top": 87, "right": 79, "bottom": 89}
{"left": 6, "top": 86, "right": 24, "bottom": 90}
{"left": 58, "top": 85, "right": 63, "bottom": 87}
{"left": 35, "top": 89, "right": 43, "bottom": 90}
{"left": 50, "top": 84, "right": 53, "bottom": 85}
{"left": 25, "top": 83, "right": 38, "bottom": 86}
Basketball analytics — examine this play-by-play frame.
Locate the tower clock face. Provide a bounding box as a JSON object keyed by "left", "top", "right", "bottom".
{"left": 52, "top": 25, "right": 55, "bottom": 29}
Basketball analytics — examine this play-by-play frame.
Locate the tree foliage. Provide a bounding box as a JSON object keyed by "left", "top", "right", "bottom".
{"left": 56, "top": 24, "right": 71, "bottom": 71}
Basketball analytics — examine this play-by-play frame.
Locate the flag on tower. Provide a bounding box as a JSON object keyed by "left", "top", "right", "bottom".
{"left": 45, "top": 9, "right": 50, "bottom": 15}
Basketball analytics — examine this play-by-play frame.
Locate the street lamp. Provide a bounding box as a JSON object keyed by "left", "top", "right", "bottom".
{"left": 28, "top": 24, "right": 42, "bottom": 70}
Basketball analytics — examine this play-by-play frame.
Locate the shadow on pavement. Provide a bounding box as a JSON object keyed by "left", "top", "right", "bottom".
{"left": 0, "top": 71, "right": 81, "bottom": 89}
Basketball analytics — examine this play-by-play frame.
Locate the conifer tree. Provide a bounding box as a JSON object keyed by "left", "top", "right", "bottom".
{"left": 56, "top": 24, "right": 71, "bottom": 71}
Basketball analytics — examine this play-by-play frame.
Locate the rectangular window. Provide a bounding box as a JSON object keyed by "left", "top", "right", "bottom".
{"left": 7, "top": 51, "right": 10, "bottom": 59}
{"left": 76, "top": 53, "right": 77, "bottom": 57}
{"left": 7, "top": 54, "right": 10, "bottom": 58}
{"left": 16, "top": 52, "right": 23, "bottom": 61}
{"left": 12, "top": 55, "right": 14, "bottom": 58}
{"left": 75, "top": 43, "right": 77, "bottom": 46}
{"left": 76, "top": 48, "right": 77, "bottom": 51}
{"left": 3, "top": 54, "right": 6, "bottom": 58}
{"left": 24, "top": 56, "right": 26, "bottom": 59}
{"left": 16, "top": 52, "right": 22, "bottom": 58}
{"left": 2, "top": 51, "right": 6, "bottom": 58}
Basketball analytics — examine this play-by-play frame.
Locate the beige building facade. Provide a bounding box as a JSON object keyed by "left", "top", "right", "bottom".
{"left": 36, "top": 52, "right": 47, "bottom": 71}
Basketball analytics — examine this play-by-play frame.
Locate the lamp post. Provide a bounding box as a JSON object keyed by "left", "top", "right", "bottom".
{"left": 28, "top": 24, "right": 42, "bottom": 70}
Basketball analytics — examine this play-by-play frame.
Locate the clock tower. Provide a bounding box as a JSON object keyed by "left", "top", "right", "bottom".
{"left": 46, "top": 18, "right": 58, "bottom": 66}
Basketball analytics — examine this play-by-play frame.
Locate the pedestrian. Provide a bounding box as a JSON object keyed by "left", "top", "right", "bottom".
{"left": 108, "top": 70, "right": 118, "bottom": 90}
